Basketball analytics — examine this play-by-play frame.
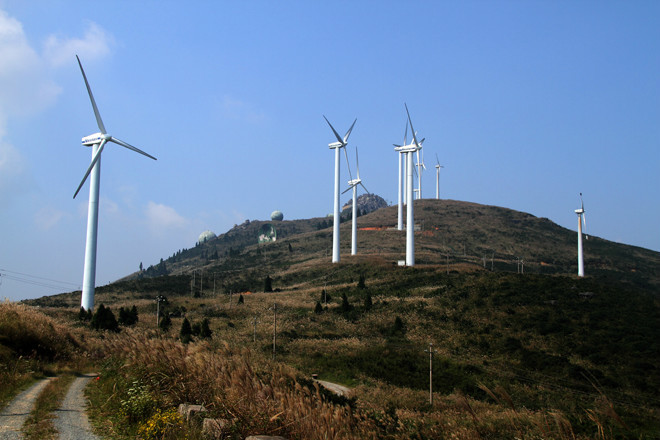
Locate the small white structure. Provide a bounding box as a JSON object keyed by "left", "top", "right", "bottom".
{"left": 197, "top": 230, "right": 216, "bottom": 245}
{"left": 575, "top": 193, "right": 587, "bottom": 277}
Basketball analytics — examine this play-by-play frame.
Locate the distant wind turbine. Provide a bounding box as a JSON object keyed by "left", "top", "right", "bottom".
{"left": 435, "top": 153, "right": 444, "bottom": 200}
{"left": 342, "top": 147, "right": 369, "bottom": 255}
{"left": 415, "top": 143, "right": 426, "bottom": 199}
{"left": 324, "top": 116, "right": 357, "bottom": 264}
{"left": 575, "top": 193, "right": 587, "bottom": 277}
{"left": 74, "top": 56, "right": 157, "bottom": 311}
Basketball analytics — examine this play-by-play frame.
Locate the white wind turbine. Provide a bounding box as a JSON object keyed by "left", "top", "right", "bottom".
{"left": 394, "top": 104, "right": 423, "bottom": 266}
{"left": 575, "top": 193, "right": 587, "bottom": 277}
{"left": 74, "top": 56, "right": 157, "bottom": 311}
{"left": 342, "top": 147, "right": 369, "bottom": 255}
{"left": 435, "top": 153, "right": 444, "bottom": 200}
{"left": 324, "top": 116, "right": 357, "bottom": 264}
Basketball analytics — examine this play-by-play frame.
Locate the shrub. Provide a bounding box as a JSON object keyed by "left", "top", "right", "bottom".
{"left": 137, "top": 408, "right": 184, "bottom": 440}
{"left": 179, "top": 318, "right": 192, "bottom": 344}
{"left": 91, "top": 304, "right": 119, "bottom": 332}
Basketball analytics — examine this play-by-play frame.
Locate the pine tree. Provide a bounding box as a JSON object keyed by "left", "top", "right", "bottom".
{"left": 159, "top": 314, "right": 172, "bottom": 332}
{"left": 264, "top": 275, "right": 273, "bottom": 293}
{"left": 238, "top": 294, "right": 244, "bottom": 304}
{"left": 314, "top": 302, "right": 323, "bottom": 314}
{"left": 341, "top": 293, "right": 351, "bottom": 313}
{"left": 199, "top": 318, "right": 212, "bottom": 339}
{"left": 180, "top": 318, "right": 192, "bottom": 344}
{"left": 364, "top": 292, "right": 373, "bottom": 311}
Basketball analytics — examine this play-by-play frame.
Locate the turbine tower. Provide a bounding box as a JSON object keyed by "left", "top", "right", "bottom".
{"left": 74, "top": 56, "right": 157, "bottom": 310}
{"left": 342, "top": 147, "right": 369, "bottom": 255}
{"left": 575, "top": 193, "right": 587, "bottom": 277}
{"left": 415, "top": 145, "right": 426, "bottom": 199}
{"left": 394, "top": 121, "right": 408, "bottom": 230}
{"left": 324, "top": 116, "right": 356, "bottom": 264}
{"left": 435, "top": 153, "right": 444, "bottom": 200}
{"left": 394, "top": 104, "right": 423, "bottom": 266}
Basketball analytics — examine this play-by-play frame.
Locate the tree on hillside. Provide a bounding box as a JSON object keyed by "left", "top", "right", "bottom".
{"left": 364, "top": 292, "right": 373, "bottom": 311}
{"left": 358, "top": 273, "right": 366, "bottom": 289}
{"left": 264, "top": 275, "right": 273, "bottom": 293}
{"left": 238, "top": 294, "right": 244, "bottom": 304}
{"left": 180, "top": 318, "right": 192, "bottom": 344}
{"left": 159, "top": 314, "right": 172, "bottom": 332}
{"left": 341, "top": 293, "right": 352, "bottom": 313}
{"left": 199, "top": 318, "right": 212, "bottom": 339}
{"left": 118, "top": 306, "right": 139, "bottom": 326}
{"left": 91, "top": 304, "right": 119, "bottom": 332}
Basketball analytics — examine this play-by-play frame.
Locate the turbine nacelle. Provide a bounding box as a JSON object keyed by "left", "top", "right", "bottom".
{"left": 82, "top": 132, "right": 109, "bottom": 146}
{"left": 328, "top": 141, "right": 344, "bottom": 149}
{"left": 575, "top": 208, "right": 584, "bottom": 215}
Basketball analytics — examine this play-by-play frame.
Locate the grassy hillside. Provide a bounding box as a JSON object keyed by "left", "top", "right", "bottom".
{"left": 20, "top": 199, "right": 660, "bottom": 438}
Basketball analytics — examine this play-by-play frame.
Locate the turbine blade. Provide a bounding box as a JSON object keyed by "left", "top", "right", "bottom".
{"left": 323, "top": 115, "right": 343, "bottom": 144}
{"left": 344, "top": 146, "right": 353, "bottom": 181}
{"left": 436, "top": 153, "right": 440, "bottom": 166}
{"left": 342, "top": 186, "right": 353, "bottom": 194}
{"left": 76, "top": 55, "right": 106, "bottom": 134}
{"left": 360, "top": 182, "right": 370, "bottom": 194}
{"left": 110, "top": 137, "right": 157, "bottom": 160}
{"left": 393, "top": 143, "right": 402, "bottom": 148}
{"left": 355, "top": 147, "right": 360, "bottom": 179}
{"left": 343, "top": 118, "right": 357, "bottom": 143}
{"left": 404, "top": 119, "right": 408, "bottom": 145}
{"left": 73, "top": 139, "right": 107, "bottom": 198}
{"left": 405, "top": 103, "right": 420, "bottom": 150}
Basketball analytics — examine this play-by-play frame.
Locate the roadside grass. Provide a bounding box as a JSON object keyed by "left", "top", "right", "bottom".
{"left": 22, "top": 375, "right": 75, "bottom": 440}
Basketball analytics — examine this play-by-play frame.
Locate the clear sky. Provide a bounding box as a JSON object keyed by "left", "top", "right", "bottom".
{"left": 1, "top": 1, "right": 658, "bottom": 301}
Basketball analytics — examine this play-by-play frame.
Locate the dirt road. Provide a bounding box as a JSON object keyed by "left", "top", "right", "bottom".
{"left": 0, "top": 374, "right": 99, "bottom": 440}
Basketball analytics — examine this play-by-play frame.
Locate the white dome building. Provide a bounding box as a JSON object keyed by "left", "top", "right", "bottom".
{"left": 197, "top": 230, "right": 216, "bottom": 245}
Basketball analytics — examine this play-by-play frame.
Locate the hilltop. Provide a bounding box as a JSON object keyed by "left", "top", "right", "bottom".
{"left": 121, "top": 198, "right": 659, "bottom": 289}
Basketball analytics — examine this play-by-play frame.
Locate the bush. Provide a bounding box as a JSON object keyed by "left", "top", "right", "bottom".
{"left": 180, "top": 318, "right": 192, "bottom": 344}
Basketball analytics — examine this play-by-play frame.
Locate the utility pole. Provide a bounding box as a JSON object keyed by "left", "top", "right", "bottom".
{"left": 425, "top": 343, "right": 436, "bottom": 405}
{"left": 446, "top": 253, "right": 449, "bottom": 275}
{"left": 483, "top": 255, "right": 486, "bottom": 268}
{"left": 253, "top": 316, "right": 258, "bottom": 343}
{"left": 323, "top": 282, "right": 328, "bottom": 308}
{"left": 272, "top": 303, "right": 277, "bottom": 360}
{"left": 200, "top": 271, "right": 203, "bottom": 296}
{"left": 155, "top": 295, "right": 165, "bottom": 328}
{"left": 491, "top": 253, "right": 494, "bottom": 271}
{"left": 213, "top": 273, "right": 216, "bottom": 296}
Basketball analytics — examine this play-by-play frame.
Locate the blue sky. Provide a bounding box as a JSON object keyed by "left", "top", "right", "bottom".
{"left": 1, "top": 1, "right": 658, "bottom": 301}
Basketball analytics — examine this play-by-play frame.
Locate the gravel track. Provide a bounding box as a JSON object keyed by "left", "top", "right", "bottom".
{"left": 53, "top": 374, "right": 99, "bottom": 440}
{"left": 0, "top": 377, "right": 55, "bottom": 440}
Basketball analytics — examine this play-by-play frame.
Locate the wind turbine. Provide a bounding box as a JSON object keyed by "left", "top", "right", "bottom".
{"left": 435, "top": 153, "right": 444, "bottom": 200}
{"left": 394, "top": 104, "right": 422, "bottom": 266}
{"left": 575, "top": 193, "right": 587, "bottom": 277}
{"left": 74, "top": 56, "right": 157, "bottom": 311}
{"left": 324, "top": 116, "right": 357, "bottom": 264}
{"left": 342, "top": 147, "right": 369, "bottom": 255}
{"left": 394, "top": 121, "right": 408, "bottom": 230}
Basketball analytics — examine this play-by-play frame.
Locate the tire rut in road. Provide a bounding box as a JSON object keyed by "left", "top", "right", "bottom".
{"left": 0, "top": 378, "right": 55, "bottom": 440}
{"left": 53, "top": 374, "right": 99, "bottom": 440}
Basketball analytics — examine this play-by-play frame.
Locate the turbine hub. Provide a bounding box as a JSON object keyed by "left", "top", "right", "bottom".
{"left": 82, "top": 132, "right": 105, "bottom": 146}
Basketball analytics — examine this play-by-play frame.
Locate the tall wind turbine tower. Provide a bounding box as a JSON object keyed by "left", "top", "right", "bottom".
{"left": 74, "top": 56, "right": 157, "bottom": 310}
{"left": 575, "top": 193, "right": 587, "bottom": 277}
{"left": 394, "top": 104, "right": 423, "bottom": 266}
{"left": 435, "top": 153, "right": 444, "bottom": 200}
{"left": 394, "top": 121, "right": 408, "bottom": 230}
{"left": 324, "top": 116, "right": 357, "bottom": 264}
{"left": 343, "top": 147, "right": 369, "bottom": 255}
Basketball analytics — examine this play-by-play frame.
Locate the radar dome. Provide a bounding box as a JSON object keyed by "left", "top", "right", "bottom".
{"left": 270, "top": 210, "right": 284, "bottom": 221}
{"left": 197, "top": 230, "right": 216, "bottom": 245}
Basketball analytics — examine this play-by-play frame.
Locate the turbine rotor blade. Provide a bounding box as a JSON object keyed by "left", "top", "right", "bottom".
{"left": 355, "top": 147, "right": 360, "bottom": 179}
{"left": 76, "top": 55, "right": 106, "bottom": 134}
{"left": 343, "top": 118, "right": 357, "bottom": 143}
{"left": 344, "top": 146, "right": 353, "bottom": 181}
{"left": 342, "top": 186, "right": 353, "bottom": 194}
{"left": 404, "top": 103, "right": 420, "bottom": 149}
{"left": 323, "top": 115, "right": 343, "bottom": 144}
{"left": 404, "top": 119, "right": 408, "bottom": 145}
{"left": 360, "top": 182, "right": 370, "bottom": 194}
{"left": 436, "top": 153, "right": 440, "bottom": 166}
{"left": 110, "top": 137, "right": 157, "bottom": 160}
{"left": 73, "top": 139, "right": 107, "bottom": 199}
